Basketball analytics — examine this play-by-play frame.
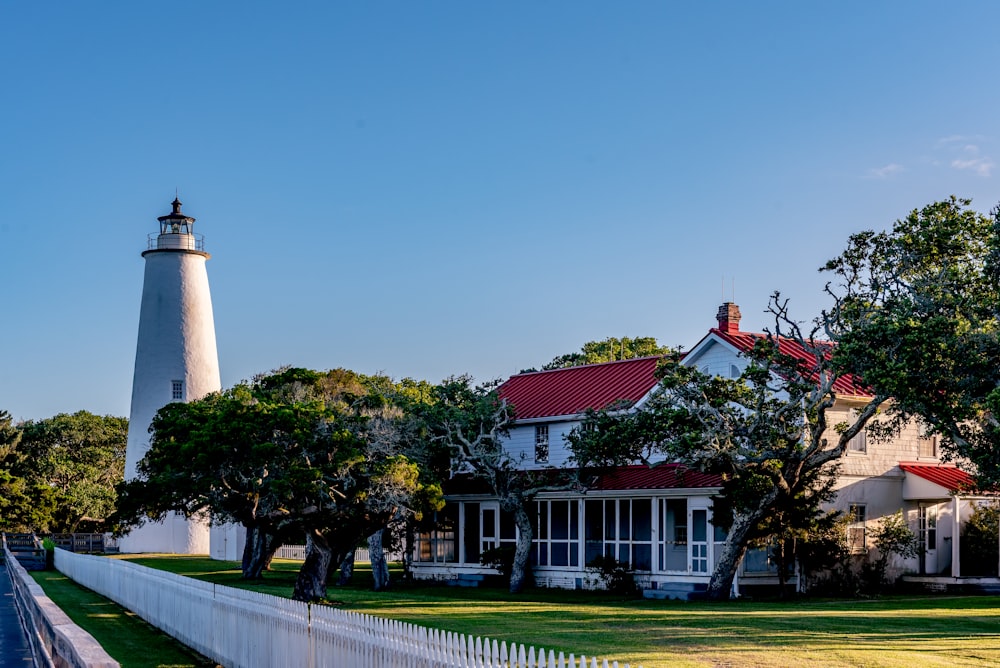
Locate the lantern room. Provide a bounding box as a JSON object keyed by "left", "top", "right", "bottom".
{"left": 158, "top": 197, "right": 195, "bottom": 235}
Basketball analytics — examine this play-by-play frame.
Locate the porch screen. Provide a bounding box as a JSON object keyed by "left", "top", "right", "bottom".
{"left": 532, "top": 500, "right": 579, "bottom": 567}
{"left": 583, "top": 498, "right": 652, "bottom": 571}
{"left": 415, "top": 503, "right": 459, "bottom": 563}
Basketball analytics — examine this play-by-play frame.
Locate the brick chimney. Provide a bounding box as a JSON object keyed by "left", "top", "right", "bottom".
{"left": 716, "top": 302, "right": 741, "bottom": 334}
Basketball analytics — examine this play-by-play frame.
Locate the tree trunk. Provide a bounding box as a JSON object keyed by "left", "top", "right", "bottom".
{"left": 336, "top": 549, "right": 355, "bottom": 586}
{"left": 368, "top": 529, "right": 391, "bottom": 592}
{"left": 509, "top": 502, "right": 534, "bottom": 594}
{"left": 241, "top": 525, "right": 274, "bottom": 579}
{"left": 706, "top": 508, "right": 762, "bottom": 600}
{"left": 293, "top": 530, "right": 332, "bottom": 601}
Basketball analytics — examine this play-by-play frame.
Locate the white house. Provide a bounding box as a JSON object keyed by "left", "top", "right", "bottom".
{"left": 410, "top": 303, "right": 994, "bottom": 596}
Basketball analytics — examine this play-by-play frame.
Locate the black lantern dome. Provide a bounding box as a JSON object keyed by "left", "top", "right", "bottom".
{"left": 157, "top": 198, "right": 196, "bottom": 235}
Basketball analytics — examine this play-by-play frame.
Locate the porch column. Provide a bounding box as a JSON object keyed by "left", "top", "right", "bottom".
{"left": 952, "top": 496, "right": 961, "bottom": 577}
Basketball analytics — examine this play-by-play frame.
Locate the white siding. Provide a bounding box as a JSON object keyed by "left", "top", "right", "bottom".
{"left": 683, "top": 339, "right": 745, "bottom": 378}
{"left": 502, "top": 421, "right": 582, "bottom": 469}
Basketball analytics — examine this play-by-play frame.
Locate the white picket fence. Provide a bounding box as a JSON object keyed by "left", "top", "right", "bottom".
{"left": 54, "top": 549, "right": 638, "bottom": 668}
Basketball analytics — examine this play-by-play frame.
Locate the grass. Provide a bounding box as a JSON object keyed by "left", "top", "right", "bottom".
{"left": 29, "top": 568, "right": 217, "bottom": 668}
{"left": 117, "top": 555, "right": 1000, "bottom": 667}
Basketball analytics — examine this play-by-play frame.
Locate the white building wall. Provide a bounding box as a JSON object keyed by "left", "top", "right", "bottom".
{"left": 121, "top": 246, "right": 220, "bottom": 554}
{"left": 503, "top": 420, "right": 582, "bottom": 469}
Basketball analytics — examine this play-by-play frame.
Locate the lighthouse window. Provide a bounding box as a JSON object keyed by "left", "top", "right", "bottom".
{"left": 171, "top": 380, "right": 184, "bottom": 401}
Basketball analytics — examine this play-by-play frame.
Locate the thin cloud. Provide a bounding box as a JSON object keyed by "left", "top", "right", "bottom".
{"left": 937, "top": 134, "right": 988, "bottom": 147}
{"left": 951, "top": 157, "right": 994, "bottom": 177}
{"left": 866, "top": 163, "right": 904, "bottom": 179}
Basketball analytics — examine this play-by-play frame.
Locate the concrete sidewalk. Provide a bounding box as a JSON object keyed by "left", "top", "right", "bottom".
{"left": 0, "top": 561, "right": 33, "bottom": 667}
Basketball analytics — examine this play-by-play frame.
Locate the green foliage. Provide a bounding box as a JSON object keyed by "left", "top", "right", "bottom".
{"left": 961, "top": 502, "right": 999, "bottom": 576}
{"left": 115, "top": 367, "right": 435, "bottom": 593}
{"left": 823, "top": 197, "right": 1000, "bottom": 487}
{"left": 540, "top": 336, "right": 670, "bottom": 371}
{"left": 480, "top": 544, "right": 517, "bottom": 577}
{"left": 0, "top": 410, "right": 124, "bottom": 532}
{"left": 585, "top": 555, "right": 638, "bottom": 596}
{"left": 867, "top": 511, "right": 919, "bottom": 591}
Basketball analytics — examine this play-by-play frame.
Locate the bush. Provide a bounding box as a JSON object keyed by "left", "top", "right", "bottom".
{"left": 586, "top": 555, "right": 637, "bottom": 596}
{"left": 869, "top": 511, "right": 919, "bottom": 589}
{"left": 961, "top": 502, "right": 998, "bottom": 576}
{"left": 480, "top": 545, "right": 516, "bottom": 578}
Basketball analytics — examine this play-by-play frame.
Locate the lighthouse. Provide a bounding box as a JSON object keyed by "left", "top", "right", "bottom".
{"left": 120, "top": 198, "right": 220, "bottom": 554}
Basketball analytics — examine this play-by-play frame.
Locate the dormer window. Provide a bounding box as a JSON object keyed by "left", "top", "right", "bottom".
{"left": 535, "top": 425, "right": 549, "bottom": 463}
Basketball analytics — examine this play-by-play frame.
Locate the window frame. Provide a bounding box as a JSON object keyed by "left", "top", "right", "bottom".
{"left": 847, "top": 503, "right": 867, "bottom": 553}
{"left": 534, "top": 425, "right": 550, "bottom": 463}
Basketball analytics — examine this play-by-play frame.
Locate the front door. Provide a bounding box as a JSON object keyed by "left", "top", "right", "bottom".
{"left": 918, "top": 504, "right": 938, "bottom": 575}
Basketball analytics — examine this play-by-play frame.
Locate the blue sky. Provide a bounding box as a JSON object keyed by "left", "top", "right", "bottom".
{"left": 3, "top": 2, "right": 999, "bottom": 420}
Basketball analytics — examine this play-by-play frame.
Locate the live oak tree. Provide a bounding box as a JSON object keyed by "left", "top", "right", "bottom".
{"left": 13, "top": 411, "right": 127, "bottom": 532}
{"left": 822, "top": 197, "right": 1000, "bottom": 487}
{"left": 115, "top": 368, "right": 431, "bottom": 601}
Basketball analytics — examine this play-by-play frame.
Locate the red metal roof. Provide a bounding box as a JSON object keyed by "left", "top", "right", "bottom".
{"left": 899, "top": 463, "right": 977, "bottom": 493}
{"left": 443, "top": 463, "right": 722, "bottom": 495}
{"left": 593, "top": 464, "right": 723, "bottom": 491}
{"left": 499, "top": 356, "right": 662, "bottom": 419}
{"left": 707, "top": 327, "right": 871, "bottom": 397}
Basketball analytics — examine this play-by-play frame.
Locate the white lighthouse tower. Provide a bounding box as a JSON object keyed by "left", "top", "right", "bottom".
{"left": 120, "top": 198, "right": 220, "bottom": 554}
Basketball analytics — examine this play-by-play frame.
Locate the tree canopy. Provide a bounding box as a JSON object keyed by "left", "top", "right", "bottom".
{"left": 531, "top": 336, "right": 670, "bottom": 372}
{"left": 114, "top": 367, "right": 438, "bottom": 601}
{"left": 1, "top": 411, "right": 126, "bottom": 533}
{"left": 822, "top": 196, "right": 1000, "bottom": 487}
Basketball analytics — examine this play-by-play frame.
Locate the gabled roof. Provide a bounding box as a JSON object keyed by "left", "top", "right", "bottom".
{"left": 499, "top": 356, "right": 661, "bottom": 420}
{"left": 705, "top": 327, "right": 871, "bottom": 398}
{"left": 592, "top": 463, "right": 722, "bottom": 491}
{"left": 899, "top": 463, "right": 977, "bottom": 494}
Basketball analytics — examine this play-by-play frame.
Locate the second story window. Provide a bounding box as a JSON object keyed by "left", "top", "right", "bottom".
{"left": 535, "top": 425, "right": 549, "bottom": 463}
{"left": 171, "top": 380, "right": 184, "bottom": 401}
{"left": 847, "top": 429, "right": 867, "bottom": 454}
{"left": 919, "top": 434, "right": 938, "bottom": 458}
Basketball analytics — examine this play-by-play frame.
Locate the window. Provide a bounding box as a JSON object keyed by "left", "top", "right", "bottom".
{"left": 534, "top": 425, "right": 549, "bottom": 463}
{"left": 532, "top": 500, "right": 579, "bottom": 567}
{"left": 847, "top": 430, "right": 867, "bottom": 454}
{"left": 171, "top": 380, "right": 184, "bottom": 401}
{"left": 847, "top": 504, "right": 867, "bottom": 552}
{"left": 919, "top": 434, "right": 938, "bottom": 458}
{"left": 414, "top": 504, "right": 459, "bottom": 563}
{"left": 584, "top": 498, "right": 653, "bottom": 571}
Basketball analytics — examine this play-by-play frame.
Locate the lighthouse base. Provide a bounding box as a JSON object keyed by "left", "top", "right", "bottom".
{"left": 118, "top": 511, "right": 210, "bottom": 554}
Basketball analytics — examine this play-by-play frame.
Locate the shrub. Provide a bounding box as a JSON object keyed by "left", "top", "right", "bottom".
{"left": 586, "top": 555, "right": 637, "bottom": 596}
{"left": 866, "top": 511, "right": 919, "bottom": 593}
{"left": 480, "top": 545, "right": 516, "bottom": 578}
{"left": 961, "top": 502, "right": 999, "bottom": 576}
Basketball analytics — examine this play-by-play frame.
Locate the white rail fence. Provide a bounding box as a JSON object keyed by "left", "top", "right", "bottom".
{"left": 55, "top": 549, "right": 638, "bottom": 668}
{"left": 274, "top": 545, "right": 405, "bottom": 562}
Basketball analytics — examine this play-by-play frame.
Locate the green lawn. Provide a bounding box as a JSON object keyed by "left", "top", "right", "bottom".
{"left": 118, "top": 555, "right": 1000, "bottom": 668}
{"left": 30, "top": 568, "right": 216, "bottom": 668}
